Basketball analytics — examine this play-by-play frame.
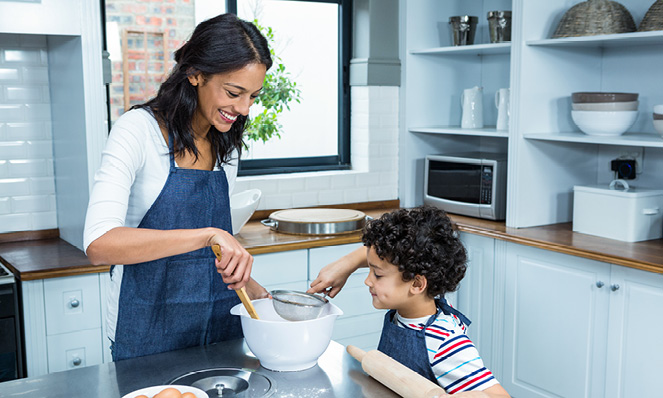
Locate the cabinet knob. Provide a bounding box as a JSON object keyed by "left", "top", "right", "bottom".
{"left": 72, "top": 357, "right": 82, "bottom": 366}
{"left": 611, "top": 284, "right": 620, "bottom": 292}
{"left": 69, "top": 298, "right": 80, "bottom": 308}
{"left": 596, "top": 281, "right": 605, "bottom": 288}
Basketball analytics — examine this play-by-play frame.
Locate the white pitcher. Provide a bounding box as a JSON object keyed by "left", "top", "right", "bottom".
{"left": 495, "top": 88, "right": 510, "bottom": 131}
{"left": 461, "top": 86, "right": 483, "bottom": 129}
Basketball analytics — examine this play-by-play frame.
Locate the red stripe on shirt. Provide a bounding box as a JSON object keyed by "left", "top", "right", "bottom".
{"left": 448, "top": 370, "right": 493, "bottom": 394}
{"left": 435, "top": 338, "right": 472, "bottom": 359}
{"left": 427, "top": 328, "right": 450, "bottom": 337}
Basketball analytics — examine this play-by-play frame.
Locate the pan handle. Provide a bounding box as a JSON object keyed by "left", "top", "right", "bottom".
{"left": 261, "top": 218, "right": 278, "bottom": 229}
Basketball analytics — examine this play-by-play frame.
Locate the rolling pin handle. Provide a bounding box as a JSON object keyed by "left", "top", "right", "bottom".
{"left": 347, "top": 345, "right": 367, "bottom": 362}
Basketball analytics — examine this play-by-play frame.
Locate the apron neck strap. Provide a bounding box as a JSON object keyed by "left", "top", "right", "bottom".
{"left": 437, "top": 297, "right": 472, "bottom": 326}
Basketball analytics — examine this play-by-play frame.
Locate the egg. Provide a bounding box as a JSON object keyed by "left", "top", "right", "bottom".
{"left": 181, "top": 393, "right": 197, "bottom": 398}
{"left": 153, "top": 387, "right": 182, "bottom": 398}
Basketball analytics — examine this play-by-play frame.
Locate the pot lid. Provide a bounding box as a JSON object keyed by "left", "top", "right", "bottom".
{"left": 269, "top": 208, "right": 366, "bottom": 223}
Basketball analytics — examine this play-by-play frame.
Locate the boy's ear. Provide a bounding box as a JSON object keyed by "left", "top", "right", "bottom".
{"left": 410, "top": 275, "right": 428, "bottom": 295}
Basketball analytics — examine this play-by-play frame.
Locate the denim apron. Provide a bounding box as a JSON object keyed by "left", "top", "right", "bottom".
{"left": 113, "top": 131, "right": 242, "bottom": 361}
{"left": 377, "top": 298, "right": 471, "bottom": 383}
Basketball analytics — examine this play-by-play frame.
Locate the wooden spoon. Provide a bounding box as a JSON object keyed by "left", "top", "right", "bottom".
{"left": 211, "top": 244, "right": 260, "bottom": 319}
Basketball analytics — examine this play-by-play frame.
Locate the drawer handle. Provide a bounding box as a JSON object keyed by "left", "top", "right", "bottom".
{"left": 69, "top": 298, "right": 80, "bottom": 308}
{"left": 72, "top": 357, "right": 82, "bottom": 366}
{"left": 611, "top": 284, "right": 620, "bottom": 292}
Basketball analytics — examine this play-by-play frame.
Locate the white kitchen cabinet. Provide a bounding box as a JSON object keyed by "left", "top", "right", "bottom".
{"left": 251, "top": 249, "right": 308, "bottom": 292}
{"left": 308, "top": 243, "right": 386, "bottom": 351}
{"left": 501, "top": 242, "right": 663, "bottom": 398}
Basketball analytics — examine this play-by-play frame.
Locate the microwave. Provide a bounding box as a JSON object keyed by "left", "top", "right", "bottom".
{"left": 424, "top": 152, "right": 507, "bottom": 220}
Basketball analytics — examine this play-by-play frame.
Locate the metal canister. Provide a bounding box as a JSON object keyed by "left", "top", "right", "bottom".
{"left": 449, "top": 16, "right": 479, "bottom": 46}
{"left": 487, "top": 11, "right": 512, "bottom": 43}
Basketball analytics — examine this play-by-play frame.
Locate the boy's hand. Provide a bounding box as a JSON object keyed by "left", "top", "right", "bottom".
{"left": 307, "top": 246, "right": 367, "bottom": 298}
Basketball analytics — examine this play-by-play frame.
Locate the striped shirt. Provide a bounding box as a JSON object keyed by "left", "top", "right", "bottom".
{"left": 395, "top": 311, "right": 498, "bottom": 394}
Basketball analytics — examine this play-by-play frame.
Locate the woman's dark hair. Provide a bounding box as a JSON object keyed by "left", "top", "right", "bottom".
{"left": 362, "top": 205, "right": 467, "bottom": 298}
{"left": 134, "top": 13, "right": 272, "bottom": 165}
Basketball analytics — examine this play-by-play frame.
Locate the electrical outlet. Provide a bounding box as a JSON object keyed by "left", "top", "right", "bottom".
{"left": 619, "top": 149, "right": 644, "bottom": 174}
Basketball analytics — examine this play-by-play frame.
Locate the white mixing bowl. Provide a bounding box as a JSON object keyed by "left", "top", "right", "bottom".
{"left": 571, "top": 110, "right": 638, "bottom": 136}
{"left": 229, "top": 189, "right": 261, "bottom": 235}
{"left": 230, "top": 298, "right": 343, "bottom": 372}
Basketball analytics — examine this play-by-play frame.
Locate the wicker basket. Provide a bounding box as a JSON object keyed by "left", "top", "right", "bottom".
{"left": 639, "top": 0, "right": 663, "bottom": 32}
{"left": 552, "top": 0, "right": 636, "bottom": 38}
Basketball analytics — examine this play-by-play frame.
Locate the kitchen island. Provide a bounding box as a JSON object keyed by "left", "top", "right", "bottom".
{"left": 0, "top": 339, "right": 398, "bottom": 398}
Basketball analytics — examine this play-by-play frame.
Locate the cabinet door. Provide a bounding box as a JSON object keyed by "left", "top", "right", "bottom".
{"left": 604, "top": 265, "right": 663, "bottom": 398}
{"left": 458, "top": 233, "right": 495, "bottom": 367}
{"left": 251, "top": 250, "right": 308, "bottom": 290}
{"left": 501, "top": 243, "right": 611, "bottom": 398}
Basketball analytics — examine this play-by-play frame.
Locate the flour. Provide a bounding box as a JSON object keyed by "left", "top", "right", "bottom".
{"left": 274, "top": 387, "right": 331, "bottom": 398}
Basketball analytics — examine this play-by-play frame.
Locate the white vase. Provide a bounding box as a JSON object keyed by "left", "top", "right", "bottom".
{"left": 461, "top": 86, "right": 483, "bottom": 129}
{"left": 495, "top": 88, "right": 510, "bottom": 131}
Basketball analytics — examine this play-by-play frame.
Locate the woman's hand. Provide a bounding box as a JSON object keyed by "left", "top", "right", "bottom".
{"left": 245, "top": 278, "right": 270, "bottom": 300}
{"left": 209, "top": 228, "right": 253, "bottom": 290}
{"left": 307, "top": 246, "right": 367, "bottom": 298}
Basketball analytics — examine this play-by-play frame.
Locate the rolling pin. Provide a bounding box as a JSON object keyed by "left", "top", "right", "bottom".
{"left": 347, "top": 345, "right": 447, "bottom": 398}
{"left": 211, "top": 244, "right": 260, "bottom": 319}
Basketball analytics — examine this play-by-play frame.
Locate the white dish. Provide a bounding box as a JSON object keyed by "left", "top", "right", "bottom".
{"left": 654, "top": 119, "right": 663, "bottom": 136}
{"left": 121, "top": 385, "right": 208, "bottom": 398}
{"left": 230, "top": 298, "right": 343, "bottom": 372}
{"left": 571, "top": 110, "right": 638, "bottom": 136}
{"left": 230, "top": 189, "right": 261, "bottom": 235}
{"left": 571, "top": 101, "right": 638, "bottom": 111}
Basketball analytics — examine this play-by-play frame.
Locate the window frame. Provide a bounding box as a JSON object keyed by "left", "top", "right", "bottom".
{"left": 227, "top": 0, "right": 352, "bottom": 176}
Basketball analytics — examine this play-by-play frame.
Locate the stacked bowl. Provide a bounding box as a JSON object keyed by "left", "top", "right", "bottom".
{"left": 571, "top": 92, "right": 639, "bottom": 136}
{"left": 654, "top": 104, "right": 663, "bottom": 136}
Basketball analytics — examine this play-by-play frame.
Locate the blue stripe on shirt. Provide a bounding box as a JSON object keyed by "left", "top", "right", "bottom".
{"left": 437, "top": 356, "right": 482, "bottom": 379}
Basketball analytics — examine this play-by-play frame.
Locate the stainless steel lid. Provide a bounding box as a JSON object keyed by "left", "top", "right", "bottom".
{"left": 261, "top": 208, "right": 368, "bottom": 235}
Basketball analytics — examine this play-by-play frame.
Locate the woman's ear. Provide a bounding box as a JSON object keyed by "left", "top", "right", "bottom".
{"left": 187, "top": 71, "right": 201, "bottom": 87}
{"left": 410, "top": 275, "right": 428, "bottom": 295}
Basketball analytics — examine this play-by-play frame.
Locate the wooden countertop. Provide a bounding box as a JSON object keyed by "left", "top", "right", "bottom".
{"left": 1, "top": 201, "right": 662, "bottom": 280}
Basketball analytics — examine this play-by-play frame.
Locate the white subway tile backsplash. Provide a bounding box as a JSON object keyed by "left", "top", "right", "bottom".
{"left": 29, "top": 176, "right": 55, "bottom": 195}
{"left": 5, "top": 86, "right": 43, "bottom": 102}
{"left": 0, "top": 178, "right": 30, "bottom": 196}
{"left": 344, "top": 187, "right": 369, "bottom": 204}
{"left": 0, "top": 197, "right": 10, "bottom": 214}
{"left": 262, "top": 193, "right": 293, "bottom": 210}
{"left": 368, "top": 185, "right": 398, "bottom": 201}
{"left": 0, "top": 213, "right": 31, "bottom": 233}
{"left": 304, "top": 175, "right": 331, "bottom": 191}
{"left": 0, "top": 35, "right": 57, "bottom": 232}
{"left": 0, "top": 141, "right": 28, "bottom": 159}
{"left": 8, "top": 159, "right": 49, "bottom": 177}
{"left": 30, "top": 210, "right": 57, "bottom": 230}
{"left": 11, "top": 194, "right": 53, "bottom": 213}
{"left": 277, "top": 177, "right": 305, "bottom": 193}
{"left": 3, "top": 49, "right": 41, "bottom": 64}
{"left": 317, "top": 190, "right": 344, "bottom": 205}
{"left": 330, "top": 174, "right": 357, "bottom": 189}
{"left": 0, "top": 68, "right": 19, "bottom": 81}
{"left": 292, "top": 191, "right": 318, "bottom": 208}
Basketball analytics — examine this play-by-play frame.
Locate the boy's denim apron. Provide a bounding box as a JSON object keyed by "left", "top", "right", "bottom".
{"left": 113, "top": 131, "right": 242, "bottom": 361}
{"left": 377, "top": 297, "right": 471, "bottom": 383}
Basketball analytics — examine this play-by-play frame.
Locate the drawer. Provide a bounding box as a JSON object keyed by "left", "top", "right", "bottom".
{"left": 251, "top": 250, "right": 307, "bottom": 287}
{"left": 333, "top": 312, "right": 384, "bottom": 341}
{"left": 308, "top": 243, "right": 364, "bottom": 278}
{"left": 46, "top": 328, "right": 103, "bottom": 373}
{"left": 44, "top": 274, "right": 101, "bottom": 335}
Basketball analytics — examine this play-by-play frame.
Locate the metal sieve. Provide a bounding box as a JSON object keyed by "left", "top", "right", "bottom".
{"left": 270, "top": 290, "right": 329, "bottom": 321}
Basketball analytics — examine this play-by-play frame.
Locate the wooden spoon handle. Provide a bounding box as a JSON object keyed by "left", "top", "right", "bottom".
{"left": 211, "top": 244, "right": 260, "bottom": 319}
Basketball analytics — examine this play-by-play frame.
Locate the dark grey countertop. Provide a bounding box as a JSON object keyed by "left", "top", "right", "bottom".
{"left": 0, "top": 339, "right": 398, "bottom": 398}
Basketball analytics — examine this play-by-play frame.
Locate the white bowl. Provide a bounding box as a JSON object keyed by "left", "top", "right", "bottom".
{"left": 571, "top": 101, "right": 638, "bottom": 111}
{"left": 122, "top": 385, "right": 208, "bottom": 398}
{"left": 230, "top": 298, "right": 343, "bottom": 372}
{"left": 571, "top": 110, "right": 638, "bottom": 136}
{"left": 230, "top": 189, "right": 261, "bottom": 235}
{"left": 654, "top": 104, "right": 663, "bottom": 114}
{"left": 654, "top": 119, "right": 663, "bottom": 136}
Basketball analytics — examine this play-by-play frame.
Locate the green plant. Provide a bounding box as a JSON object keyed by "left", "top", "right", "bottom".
{"left": 245, "top": 20, "right": 302, "bottom": 145}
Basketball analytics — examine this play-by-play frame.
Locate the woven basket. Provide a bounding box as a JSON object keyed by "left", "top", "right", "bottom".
{"left": 552, "top": 0, "right": 636, "bottom": 38}
{"left": 639, "top": 0, "right": 663, "bottom": 32}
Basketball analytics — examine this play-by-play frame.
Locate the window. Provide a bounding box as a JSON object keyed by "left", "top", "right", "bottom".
{"left": 229, "top": 0, "right": 351, "bottom": 176}
{"left": 102, "top": 0, "right": 351, "bottom": 176}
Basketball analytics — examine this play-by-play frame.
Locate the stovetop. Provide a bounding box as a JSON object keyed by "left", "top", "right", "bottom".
{"left": 0, "top": 262, "right": 15, "bottom": 285}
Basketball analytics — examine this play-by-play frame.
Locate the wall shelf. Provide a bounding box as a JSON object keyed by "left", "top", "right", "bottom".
{"left": 410, "top": 126, "right": 509, "bottom": 138}
{"left": 410, "top": 42, "right": 511, "bottom": 56}
{"left": 524, "top": 131, "right": 663, "bottom": 148}
{"left": 527, "top": 31, "right": 663, "bottom": 49}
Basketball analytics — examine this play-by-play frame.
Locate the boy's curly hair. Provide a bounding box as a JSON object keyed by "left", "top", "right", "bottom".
{"left": 362, "top": 205, "right": 467, "bottom": 298}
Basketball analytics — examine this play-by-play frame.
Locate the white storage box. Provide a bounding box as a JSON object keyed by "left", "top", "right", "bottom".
{"left": 573, "top": 181, "right": 663, "bottom": 242}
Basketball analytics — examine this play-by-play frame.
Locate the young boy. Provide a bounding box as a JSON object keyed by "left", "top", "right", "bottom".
{"left": 361, "top": 206, "right": 510, "bottom": 397}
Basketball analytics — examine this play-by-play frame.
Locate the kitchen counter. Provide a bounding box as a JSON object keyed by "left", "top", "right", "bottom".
{"left": 0, "top": 338, "right": 398, "bottom": 398}
{"left": 1, "top": 201, "right": 663, "bottom": 280}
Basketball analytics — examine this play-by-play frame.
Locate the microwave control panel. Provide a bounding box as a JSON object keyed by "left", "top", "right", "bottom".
{"left": 479, "top": 165, "right": 493, "bottom": 204}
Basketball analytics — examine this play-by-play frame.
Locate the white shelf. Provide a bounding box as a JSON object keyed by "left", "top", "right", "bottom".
{"left": 410, "top": 126, "right": 509, "bottom": 138}
{"left": 410, "top": 42, "right": 511, "bottom": 56}
{"left": 524, "top": 131, "right": 663, "bottom": 147}
{"left": 527, "top": 31, "right": 663, "bottom": 48}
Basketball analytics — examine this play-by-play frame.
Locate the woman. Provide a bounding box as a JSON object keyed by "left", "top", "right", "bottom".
{"left": 84, "top": 14, "right": 272, "bottom": 361}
